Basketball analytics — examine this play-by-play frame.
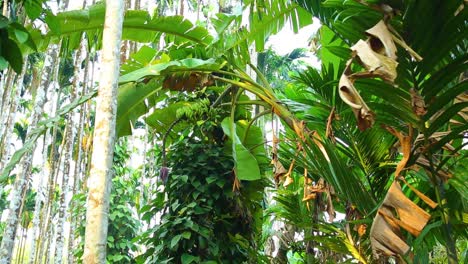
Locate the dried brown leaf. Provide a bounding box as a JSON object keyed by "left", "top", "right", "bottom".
{"left": 370, "top": 181, "right": 433, "bottom": 259}
{"left": 365, "top": 20, "right": 398, "bottom": 60}
{"left": 325, "top": 107, "right": 336, "bottom": 142}
{"left": 410, "top": 88, "right": 427, "bottom": 116}
{"left": 351, "top": 40, "right": 398, "bottom": 82}
{"left": 384, "top": 126, "right": 412, "bottom": 177}
{"left": 370, "top": 207, "right": 410, "bottom": 259}
{"left": 339, "top": 74, "right": 375, "bottom": 130}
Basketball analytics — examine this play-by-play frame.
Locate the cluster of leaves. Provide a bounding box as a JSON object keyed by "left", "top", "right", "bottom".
{"left": 269, "top": 0, "right": 467, "bottom": 262}
{"left": 138, "top": 119, "right": 266, "bottom": 263}
{"left": 72, "top": 139, "right": 141, "bottom": 263}
{"left": 0, "top": 0, "right": 47, "bottom": 72}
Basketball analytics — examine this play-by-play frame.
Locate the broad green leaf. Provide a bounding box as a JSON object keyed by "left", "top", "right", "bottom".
{"left": 181, "top": 254, "right": 199, "bottom": 264}
{"left": 0, "top": 56, "right": 7, "bottom": 70}
{"left": 170, "top": 234, "right": 182, "bottom": 249}
{"left": 24, "top": 0, "right": 43, "bottom": 20}
{"left": 41, "top": 5, "right": 213, "bottom": 51}
{"left": 44, "top": 11, "right": 60, "bottom": 34}
{"left": 181, "top": 231, "right": 191, "bottom": 239}
{"left": 0, "top": 15, "right": 8, "bottom": 28}
{"left": 130, "top": 46, "right": 157, "bottom": 65}
{"left": 221, "top": 117, "right": 261, "bottom": 181}
{"left": 120, "top": 47, "right": 164, "bottom": 75}
{"left": 235, "top": 120, "right": 268, "bottom": 166}
{"left": 119, "top": 58, "right": 220, "bottom": 84}
{"left": 13, "top": 28, "right": 28, "bottom": 43}
{"left": 2, "top": 37, "right": 23, "bottom": 73}
{"left": 116, "top": 80, "right": 162, "bottom": 137}
{"left": 211, "top": 13, "right": 241, "bottom": 35}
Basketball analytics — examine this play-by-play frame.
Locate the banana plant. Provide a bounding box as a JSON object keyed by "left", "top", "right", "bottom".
{"left": 0, "top": 0, "right": 313, "bottom": 191}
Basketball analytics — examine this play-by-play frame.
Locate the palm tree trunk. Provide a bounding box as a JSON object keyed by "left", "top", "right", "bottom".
{"left": 54, "top": 44, "right": 84, "bottom": 264}
{"left": 2, "top": 0, "right": 7, "bottom": 16}
{"left": 26, "top": 45, "right": 60, "bottom": 264}
{"left": 37, "top": 48, "right": 64, "bottom": 264}
{"left": 0, "top": 64, "right": 23, "bottom": 167}
{"left": 82, "top": 1, "right": 124, "bottom": 263}
{"left": 0, "top": 69, "right": 15, "bottom": 169}
{"left": 0, "top": 62, "right": 29, "bottom": 264}
{"left": 180, "top": 0, "right": 184, "bottom": 16}
{"left": 68, "top": 46, "right": 91, "bottom": 264}
{"left": 28, "top": 133, "right": 50, "bottom": 264}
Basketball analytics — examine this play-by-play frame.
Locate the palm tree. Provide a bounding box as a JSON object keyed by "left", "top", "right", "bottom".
{"left": 82, "top": 0, "right": 124, "bottom": 263}
{"left": 273, "top": 0, "right": 467, "bottom": 262}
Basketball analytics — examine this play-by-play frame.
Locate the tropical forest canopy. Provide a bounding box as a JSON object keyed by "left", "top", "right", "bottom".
{"left": 0, "top": 0, "right": 466, "bottom": 263}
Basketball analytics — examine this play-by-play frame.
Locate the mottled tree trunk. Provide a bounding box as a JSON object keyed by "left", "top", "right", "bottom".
{"left": 68, "top": 44, "right": 91, "bottom": 264}
{"left": 36, "top": 45, "right": 63, "bottom": 264}
{"left": 24, "top": 44, "right": 60, "bottom": 264}
{"left": 0, "top": 62, "right": 29, "bottom": 264}
{"left": 54, "top": 43, "right": 84, "bottom": 264}
{"left": 2, "top": 0, "right": 8, "bottom": 16}
{"left": 82, "top": 1, "right": 124, "bottom": 263}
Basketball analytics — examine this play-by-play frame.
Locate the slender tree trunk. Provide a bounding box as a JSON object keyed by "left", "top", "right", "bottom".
{"left": 2, "top": 0, "right": 7, "bottom": 16}
{"left": 68, "top": 45, "right": 90, "bottom": 264}
{"left": 82, "top": 1, "right": 124, "bottom": 263}
{"left": 54, "top": 44, "right": 83, "bottom": 264}
{"left": 0, "top": 64, "right": 23, "bottom": 168}
{"left": 0, "top": 69, "right": 13, "bottom": 136}
{"left": 180, "top": 0, "right": 185, "bottom": 16}
{"left": 0, "top": 62, "right": 29, "bottom": 264}
{"left": 27, "top": 47, "right": 59, "bottom": 264}
{"left": 0, "top": 69, "right": 15, "bottom": 171}
{"left": 36, "top": 45, "right": 63, "bottom": 264}
{"left": 28, "top": 133, "right": 50, "bottom": 264}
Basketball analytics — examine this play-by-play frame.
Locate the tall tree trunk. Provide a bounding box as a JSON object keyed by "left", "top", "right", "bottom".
{"left": 28, "top": 133, "right": 51, "bottom": 264}
{"left": 180, "top": 0, "right": 185, "bottom": 16}
{"left": 36, "top": 46, "right": 63, "bottom": 264}
{"left": 82, "top": 0, "right": 124, "bottom": 263}
{"left": 0, "top": 69, "right": 15, "bottom": 170}
{"left": 0, "top": 62, "right": 29, "bottom": 264}
{"left": 68, "top": 45, "right": 91, "bottom": 264}
{"left": 2, "top": 0, "right": 7, "bottom": 16}
{"left": 22, "top": 44, "right": 59, "bottom": 264}
{"left": 54, "top": 44, "right": 83, "bottom": 264}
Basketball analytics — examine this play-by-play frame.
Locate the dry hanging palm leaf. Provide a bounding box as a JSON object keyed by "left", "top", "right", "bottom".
{"left": 337, "top": 19, "right": 412, "bottom": 130}
{"left": 410, "top": 88, "right": 427, "bottom": 116}
{"left": 370, "top": 126, "right": 437, "bottom": 259}
{"left": 452, "top": 92, "right": 468, "bottom": 124}
{"left": 325, "top": 107, "right": 336, "bottom": 142}
{"left": 282, "top": 159, "right": 296, "bottom": 187}
{"left": 302, "top": 177, "right": 326, "bottom": 202}
{"left": 339, "top": 73, "right": 375, "bottom": 130}
{"left": 370, "top": 180, "right": 434, "bottom": 259}
{"left": 351, "top": 40, "right": 398, "bottom": 82}
{"left": 365, "top": 20, "right": 398, "bottom": 60}
{"left": 271, "top": 132, "right": 288, "bottom": 184}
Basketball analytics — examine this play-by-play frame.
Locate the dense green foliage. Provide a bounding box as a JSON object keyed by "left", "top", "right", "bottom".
{"left": 0, "top": 0, "right": 466, "bottom": 263}
{"left": 139, "top": 120, "right": 266, "bottom": 263}
{"left": 72, "top": 140, "right": 140, "bottom": 263}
